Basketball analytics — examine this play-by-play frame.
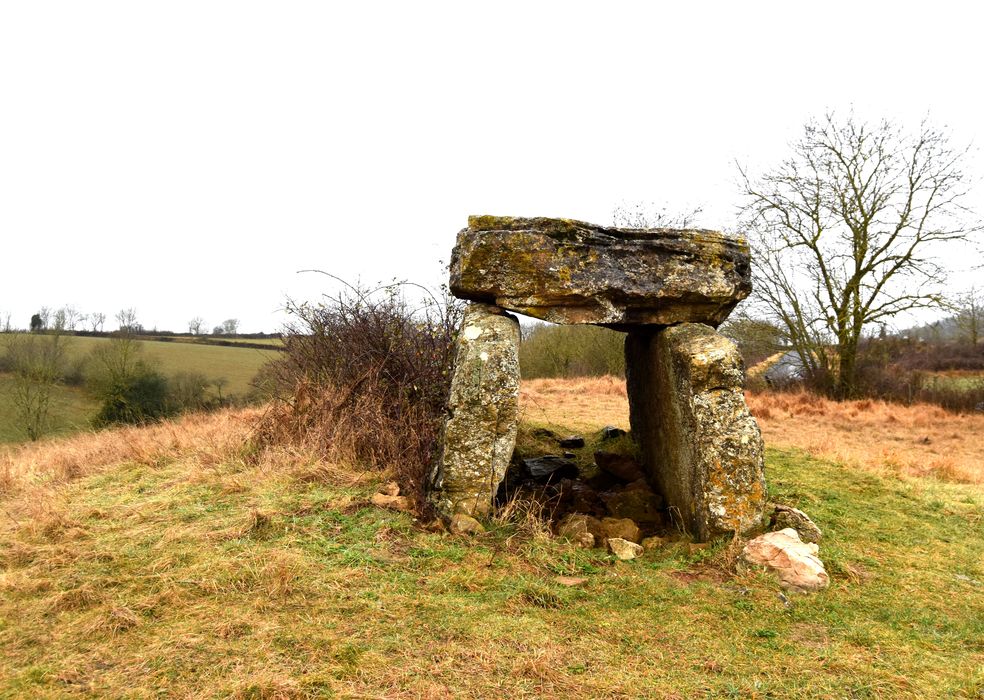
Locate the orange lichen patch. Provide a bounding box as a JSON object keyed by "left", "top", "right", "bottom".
{"left": 519, "top": 377, "right": 984, "bottom": 485}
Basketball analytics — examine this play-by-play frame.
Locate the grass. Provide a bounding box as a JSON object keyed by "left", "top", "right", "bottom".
{"left": 924, "top": 370, "right": 984, "bottom": 391}
{"left": 746, "top": 390, "right": 984, "bottom": 484}
{"left": 0, "top": 375, "right": 99, "bottom": 445}
{"left": 0, "top": 334, "right": 279, "bottom": 445}
{"left": 0, "top": 386, "right": 981, "bottom": 698}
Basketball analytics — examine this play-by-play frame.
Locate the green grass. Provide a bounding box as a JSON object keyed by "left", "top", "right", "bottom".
{"left": 0, "top": 375, "right": 99, "bottom": 444}
{"left": 0, "top": 334, "right": 279, "bottom": 445}
{"left": 1, "top": 429, "right": 980, "bottom": 698}
{"left": 925, "top": 372, "right": 984, "bottom": 391}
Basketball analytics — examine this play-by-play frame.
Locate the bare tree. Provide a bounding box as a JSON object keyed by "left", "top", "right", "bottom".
{"left": 188, "top": 317, "right": 205, "bottom": 335}
{"left": 53, "top": 308, "right": 67, "bottom": 332}
{"left": 739, "top": 114, "right": 981, "bottom": 398}
{"left": 58, "top": 305, "right": 83, "bottom": 331}
{"left": 955, "top": 287, "right": 983, "bottom": 346}
{"left": 6, "top": 329, "right": 68, "bottom": 440}
{"left": 116, "top": 308, "right": 141, "bottom": 334}
{"left": 0, "top": 311, "right": 11, "bottom": 333}
{"left": 220, "top": 318, "right": 239, "bottom": 335}
{"left": 90, "top": 312, "right": 106, "bottom": 332}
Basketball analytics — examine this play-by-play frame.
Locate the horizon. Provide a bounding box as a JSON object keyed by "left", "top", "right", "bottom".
{"left": 2, "top": 1, "right": 982, "bottom": 333}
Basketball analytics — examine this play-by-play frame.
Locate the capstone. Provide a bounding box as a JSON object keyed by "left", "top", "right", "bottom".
{"left": 450, "top": 215, "right": 751, "bottom": 327}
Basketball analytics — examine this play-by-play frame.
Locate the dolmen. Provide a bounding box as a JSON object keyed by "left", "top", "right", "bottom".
{"left": 427, "top": 215, "right": 766, "bottom": 542}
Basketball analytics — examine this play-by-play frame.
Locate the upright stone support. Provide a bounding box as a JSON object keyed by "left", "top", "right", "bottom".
{"left": 626, "top": 323, "right": 766, "bottom": 541}
{"left": 428, "top": 304, "right": 521, "bottom": 518}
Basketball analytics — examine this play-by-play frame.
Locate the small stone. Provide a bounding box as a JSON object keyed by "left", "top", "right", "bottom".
{"left": 601, "top": 426, "right": 626, "bottom": 440}
{"left": 742, "top": 528, "right": 830, "bottom": 593}
{"left": 594, "top": 451, "right": 645, "bottom": 482}
{"left": 554, "top": 576, "right": 588, "bottom": 586}
{"left": 607, "top": 537, "right": 644, "bottom": 560}
{"left": 380, "top": 481, "right": 401, "bottom": 497}
{"left": 370, "top": 493, "right": 411, "bottom": 512}
{"left": 769, "top": 504, "right": 822, "bottom": 543}
{"left": 449, "top": 513, "right": 486, "bottom": 536}
{"left": 599, "top": 517, "right": 640, "bottom": 543}
{"left": 563, "top": 452, "right": 577, "bottom": 459}
{"left": 556, "top": 513, "right": 602, "bottom": 548}
{"left": 523, "top": 455, "right": 579, "bottom": 480}
{"left": 563, "top": 482, "right": 605, "bottom": 516}
{"left": 641, "top": 535, "right": 668, "bottom": 550}
{"left": 601, "top": 482, "right": 664, "bottom": 523}
{"left": 559, "top": 436, "right": 586, "bottom": 448}
{"left": 422, "top": 519, "right": 446, "bottom": 533}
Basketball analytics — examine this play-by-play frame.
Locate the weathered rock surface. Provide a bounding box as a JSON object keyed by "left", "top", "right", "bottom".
{"left": 742, "top": 528, "right": 830, "bottom": 592}
{"left": 449, "top": 513, "right": 486, "bottom": 536}
{"left": 600, "top": 426, "right": 627, "bottom": 440}
{"left": 523, "top": 455, "right": 578, "bottom": 480}
{"left": 598, "top": 517, "right": 641, "bottom": 543}
{"left": 370, "top": 493, "right": 412, "bottom": 512}
{"left": 555, "top": 513, "right": 597, "bottom": 549}
{"left": 770, "top": 504, "right": 822, "bottom": 543}
{"left": 559, "top": 435, "right": 586, "bottom": 448}
{"left": 641, "top": 535, "right": 668, "bottom": 550}
{"left": 428, "top": 304, "right": 521, "bottom": 518}
{"left": 450, "top": 216, "right": 752, "bottom": 327}
{"left": 601, "top": 480, "right": 665, "bottom": 523}
{"left": 626, "top": 323, "right": 766, "bottom": 541}
{"left": 594, "top": 451, "right": 646, "bottom": 483}
{"left": 607, "top": 537, "right": 644, "bottom": 560}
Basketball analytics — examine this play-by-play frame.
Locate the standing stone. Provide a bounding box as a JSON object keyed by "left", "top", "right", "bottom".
{"left": 450, "top": 216, "right": 751, "bottom": 327}
{"left": 626, "top": 323, "right": 766, "bottom": 541}
{"left": 428, "top": 304, "right": 521, "bottom": 518}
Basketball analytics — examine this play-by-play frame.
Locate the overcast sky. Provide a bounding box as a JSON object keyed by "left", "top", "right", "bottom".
{"left": 2, "top": 1, "right": 982, "bottom": 332}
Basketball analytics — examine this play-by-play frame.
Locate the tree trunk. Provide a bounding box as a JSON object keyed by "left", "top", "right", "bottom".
{"left": 836, "top": 339, "right": 859, "bottom": 400}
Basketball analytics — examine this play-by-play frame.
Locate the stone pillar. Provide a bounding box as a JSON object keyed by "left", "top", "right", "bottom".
{"left": 428, "top": 303, "right": 521, "bottom": 518}
{"left": 626, "top": 323, "right": 766, "bottom": 541}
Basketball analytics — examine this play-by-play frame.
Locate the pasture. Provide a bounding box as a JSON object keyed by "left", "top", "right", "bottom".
{"left": 0, "top": 334, "right": 279, "bottom": 444}
{"left": 0, "top": 379, "right": 980, "bottom": 698}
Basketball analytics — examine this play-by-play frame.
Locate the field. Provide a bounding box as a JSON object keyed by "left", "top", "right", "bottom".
{"left": 0, "top": 335, "right": 279, "bottom": 444}
{"left": 522, "top": 377, "right": 984, "bottom": 484}
{"left": 0, "top": 376, "right": 97, "bottom": 444}
{"left": 0, "top": 379, "right": 981, "bottom": 698}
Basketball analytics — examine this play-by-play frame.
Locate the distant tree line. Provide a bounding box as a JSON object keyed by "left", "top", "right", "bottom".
{"left": 0, "top": 307, "right": 272, "bottom": 441}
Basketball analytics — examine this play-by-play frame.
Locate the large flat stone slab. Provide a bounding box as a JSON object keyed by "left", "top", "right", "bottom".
{"left": 625, "top": 323, "right": 766, "bottom": 541}
{"left": 449, "top": 215, "right": 751, "bottom": 327}
{"left": 428, "top": 304, "right": 521, "bottom": 518}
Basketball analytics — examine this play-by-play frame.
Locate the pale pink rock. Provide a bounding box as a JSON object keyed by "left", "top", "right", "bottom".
{"left": 742, "top": 528, "right": 829, "bottom": 593}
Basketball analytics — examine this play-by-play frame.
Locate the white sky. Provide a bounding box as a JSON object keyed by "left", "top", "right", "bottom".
{"left": 1, "top": 1, "right": 982, "bottom": 332}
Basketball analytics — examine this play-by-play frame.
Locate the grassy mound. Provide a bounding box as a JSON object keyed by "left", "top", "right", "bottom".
{"left": 0, "top": 409, "right": 982, "bottom": 698}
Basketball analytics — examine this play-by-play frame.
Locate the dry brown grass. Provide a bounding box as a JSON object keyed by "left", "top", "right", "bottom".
{"left": 746, "top": 389, "right": 984, "bottom": 484}
{"left": 520, "top": 376, "right": 629, "bottom": 433}
{"left": 0, "top": 407, "right": 263, "bottom": 495}
{"left": 520, "top": 376, "right": 984, "bottom": 485}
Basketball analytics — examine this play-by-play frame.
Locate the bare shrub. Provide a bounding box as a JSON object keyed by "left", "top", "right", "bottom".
{"left": 255, "top": 276, "right": 463, "bottom": 507}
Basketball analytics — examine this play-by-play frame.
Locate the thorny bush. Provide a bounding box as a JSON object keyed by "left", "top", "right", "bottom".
{"left": 257, "top": 275, "right": 463, "bottom": 507}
